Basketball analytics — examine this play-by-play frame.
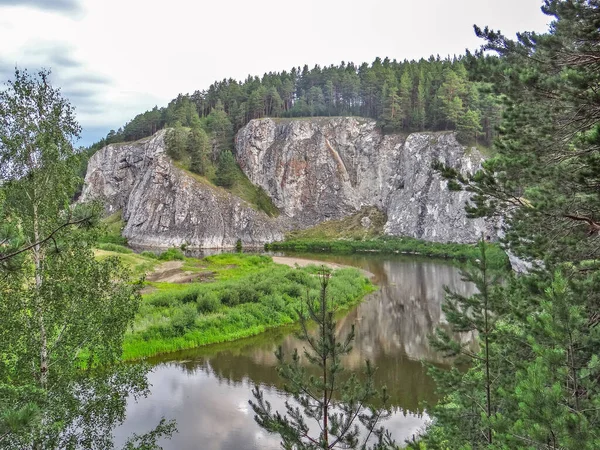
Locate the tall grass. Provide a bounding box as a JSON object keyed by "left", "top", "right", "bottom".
{"left": 123, "top": 255, "right": 373, "bottom": 360}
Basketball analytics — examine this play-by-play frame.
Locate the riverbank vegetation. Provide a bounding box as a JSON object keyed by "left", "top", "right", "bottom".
{"left": 120, "top": 253, "right": 373, "bottom": 360}
{"left": 268, "top": 206, "right": 510, "bottom": 269}
{"left": 267, "top": 236, "right": 509, "bottom": 269}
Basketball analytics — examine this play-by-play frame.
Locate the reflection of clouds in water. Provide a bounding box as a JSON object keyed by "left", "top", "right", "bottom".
{"left": 115, "top": 363, "right": 428, "bottom": 449}
{"left": 113, "top": 366, "right": 283, "bottom": 450}
{"left": 114, "top": 257, "right": 473, "bottom": 449}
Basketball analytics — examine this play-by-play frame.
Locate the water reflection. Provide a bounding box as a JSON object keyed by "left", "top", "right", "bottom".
{"left": 115, "top": 253, "right": 476, "bottom": 449}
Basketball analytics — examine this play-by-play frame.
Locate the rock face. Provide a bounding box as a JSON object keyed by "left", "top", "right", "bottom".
{"left": 236, "top": 117, "right": 493, "bottom": 243}
{"left": 80, "top": 131, "right": 286, "bottom": 248}
{"left": 81, "top": 117, "right": 494, "bottom": 248}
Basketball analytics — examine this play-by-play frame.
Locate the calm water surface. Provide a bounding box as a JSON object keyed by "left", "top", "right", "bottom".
{"left": 113, "top": 253, "right": 476, "bottom": 449}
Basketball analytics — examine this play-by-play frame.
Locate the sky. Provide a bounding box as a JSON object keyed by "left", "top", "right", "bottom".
{"left": 0, "top": 0, "right": 551, "bottom": 146}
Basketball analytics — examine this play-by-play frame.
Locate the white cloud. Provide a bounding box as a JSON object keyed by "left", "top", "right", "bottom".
{"left": 0, "top": 0, "right": 551, "bottom": 145}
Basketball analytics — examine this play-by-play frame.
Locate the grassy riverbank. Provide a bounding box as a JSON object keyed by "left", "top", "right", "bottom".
{"left": 266, "top": 236, "right": 510, "bottom": 269}
{"left": 102, "top": 252, "right": 374, "bottom": 360}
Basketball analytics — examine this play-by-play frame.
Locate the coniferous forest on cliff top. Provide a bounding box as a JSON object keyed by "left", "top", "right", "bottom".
{"left": 2, "top": 0, "right": 600, "bottom": 449}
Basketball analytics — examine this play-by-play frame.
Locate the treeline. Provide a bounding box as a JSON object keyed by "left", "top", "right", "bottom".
{"left": 90, "top": 56, "right": 503, "bottom": 153}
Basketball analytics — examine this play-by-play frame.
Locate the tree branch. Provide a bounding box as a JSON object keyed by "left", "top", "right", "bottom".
{"left": 0, "top": 215, "right": 92, "bottom": 262}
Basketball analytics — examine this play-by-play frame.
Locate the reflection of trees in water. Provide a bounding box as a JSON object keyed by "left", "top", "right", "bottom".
{"left": 340, "top": 260, "right": 477, "bottom": 365}
{"left": 166, "top": 258, "right": 476, "bottom": 414}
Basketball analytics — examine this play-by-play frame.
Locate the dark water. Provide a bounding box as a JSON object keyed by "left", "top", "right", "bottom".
{"left": 113, "top": 253, "right": 476, "bottom": 449}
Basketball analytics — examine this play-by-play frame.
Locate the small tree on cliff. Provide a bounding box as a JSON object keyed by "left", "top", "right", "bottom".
{"left": 215, "top": 150, "right": 237, "bottom": 188}
{"left": 250, "top": 268, "right": 394, "bottom": 450}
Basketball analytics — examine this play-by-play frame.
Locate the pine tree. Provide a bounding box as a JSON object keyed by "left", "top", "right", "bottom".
{"left": 456, "top": 109, "right": 482, "bottom": 144}
{"left": 422, "top": 2, "right": 600, "bottom": 448}
{"left": 421, "top": 239, "right": 503, "bottom": 448}
{"left": 398, "top": 69, "right": 413, "bottom": 129}
{"left": 250, "top": 268, "right": 394, "bottom": 450}
{"left": 188, "top": 126, "right": 210, "bottom": 176}
{"left": 164, "top": 122, "right": 188, "bottom": 160}
{"left": 380, "top": 78, "right": 401, "bottom": 131}
{"left": 215, "top": 150, "right": 237, "bottom": 188}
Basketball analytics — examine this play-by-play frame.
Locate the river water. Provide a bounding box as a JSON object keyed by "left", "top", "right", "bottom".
{"left": 113, "top": 253, "right": 476, "bottom": 449}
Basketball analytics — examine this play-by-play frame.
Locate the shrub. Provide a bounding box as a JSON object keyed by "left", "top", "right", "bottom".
{"left": 171, "top": 304, "right": 198, "bottom": 336}
{"left": 159, "top": 248, "right": 185, "bottom": 261}
{"left": 237, "top": 285, "right": 259, "bottom": 304}
{"left": 140, "top": 251, "right": 159, "bottom": 259}
{"left": 146, "top": 293, "right": 179, "bottom": 308}
{"left": 221, "top": 288, "right": 240, "bottom": 306}
{"left": 196, "top": 291, "right": 221, "bottom": 313}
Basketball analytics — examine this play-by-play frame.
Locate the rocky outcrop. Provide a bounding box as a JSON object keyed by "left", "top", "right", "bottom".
{"left": 80, "top": 131, "right": 287, "bottom": 248}
{"left": 236, "top": 117, "right": 494, "bottom": 243}
{"left": 81, "top": 117, "right": 495, "bottom": 248}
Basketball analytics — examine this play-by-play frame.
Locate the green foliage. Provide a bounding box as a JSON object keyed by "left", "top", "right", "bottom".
{"left": 165, "top": 123, "right": 189, "bottom": 160}
{"left": 414, "top": 3, "right": 600, "bottom": 447}
{"left": 215, "top": 150, "right": 237, "bottom": 188}
{"left": 124, "top": 254, "right": 373, "bottom": 360}
{"left": 140, "top": 250, "right": 159, "bottom": 259}
{"left": 419, "top": 239, "right": 503, "bottom": 448}
{"left": 187, "top": 126, "right": 210, "bottom": 176}
{"left": 235, "top": 238, "right": 242, "bottom": 252}
{"left": 250, "top": 268, "right": 394, "bottom": 449}
{"left": 90, "top": 55, "right": 503, "bottom": 152}
{"left": 267, "top": 236, "right": 509, "bottom": 269}
{"left": 94, "top": 249, "right": 159, "bottom": 277}
{"left": 0, "top": 69, "right": 173, "bottom": 448}
{"left": 96, "top": 242, "right": 133, "bottom": 254}
{"left": 98, "top": 210, "right": 128, "bottom": 245}
{"left": 158, "top": 248, "right": 185, "bottom": 261}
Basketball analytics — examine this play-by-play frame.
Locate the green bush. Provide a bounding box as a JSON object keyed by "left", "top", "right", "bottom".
{"left": 140, "top": 251, "right": 159, "bottom": 259}
{"left": 158, "top": 248, "right": 185, "bottom": 261}
{"left": 196, "top": 291, "right": 221, "bottom": 313}
{"left": 146, "top": 293, "right": 178, "bottom": 308}
{"left": 221, "top": 288, "right": 240, "bottom": 306}
{"left": 171, "top": 304, "right": 198, "bottom": 336}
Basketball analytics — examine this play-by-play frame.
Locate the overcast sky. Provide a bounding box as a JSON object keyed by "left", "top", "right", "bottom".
{"left": 0, "top": 0, "right": 551, "bottom": 146}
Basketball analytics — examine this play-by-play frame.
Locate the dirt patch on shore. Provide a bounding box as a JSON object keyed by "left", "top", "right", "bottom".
{"left": 271, "top": 256, "right": 374, "bottom": 278}
{"left": 146, "top": 261, "right": 215, "bottom": 284}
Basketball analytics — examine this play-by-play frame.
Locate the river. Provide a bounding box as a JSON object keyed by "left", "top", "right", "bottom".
{"left": 113, "top": 253, "right": 476, "bottom": 449}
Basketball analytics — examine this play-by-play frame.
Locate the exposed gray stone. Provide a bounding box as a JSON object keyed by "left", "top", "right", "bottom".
{"left": 236, "top": 118, "right": 495, "bottom": 243}
{"left": 82, "top": 117, "right": 496, "bottom": 248}
{"left": 80, "top": 131, "right": 288, "bottom": 249}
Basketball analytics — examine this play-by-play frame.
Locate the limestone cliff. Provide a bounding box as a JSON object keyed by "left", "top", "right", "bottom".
{"left": 81, "top": 117, "right": 494, "bottom": 248}
{"left": 236, "top": 117, "right": 494, "bottom": 243}
{"left": 80, "top": 131, "right": 287, "bottom": 248}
